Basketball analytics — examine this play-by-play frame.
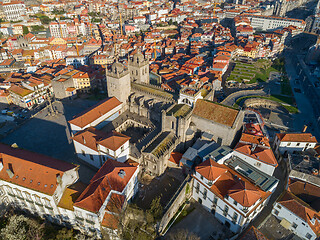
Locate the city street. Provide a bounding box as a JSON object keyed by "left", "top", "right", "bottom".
{"left": 1, "top": 98, "right": 100, "bottom": 183}
{"left": 284, "top": 52, "right": 320, "bottom": 139}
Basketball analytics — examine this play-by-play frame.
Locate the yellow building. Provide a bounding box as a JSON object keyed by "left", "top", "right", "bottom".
{"left": 50, "top": 37, "right": 67, "bottom": 45}
{"left": 72, "top": 71, "right": 94, "bottom": 93}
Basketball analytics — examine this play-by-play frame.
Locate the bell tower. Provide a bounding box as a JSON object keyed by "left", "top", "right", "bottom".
{"left": 128, "top": 51, "right": 149, "bottom": 84}
{"left": 106, "top": 61, "right": 131, "bottom": 104}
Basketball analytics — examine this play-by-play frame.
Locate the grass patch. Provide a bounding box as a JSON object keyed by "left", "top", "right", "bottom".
{"left": 228, "top": 59, "right": 280, "bottom": 84}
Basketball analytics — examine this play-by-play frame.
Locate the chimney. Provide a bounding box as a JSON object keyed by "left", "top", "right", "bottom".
{"left": 6, "top": 163, "right": 14, "bottom": 178}
{"left": 302, "top": 125, "right": 308, "bottom": 133}
{"left": 56, "top": 173, "right": 62, "bottom": 184}
{"left": 251, "top": 144, "right": 257, "bottom": 152}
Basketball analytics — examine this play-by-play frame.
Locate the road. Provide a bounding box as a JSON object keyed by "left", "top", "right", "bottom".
{"left": 284, "top": 52, "right": 320, "bottom": 139}
{"left": 221, "top": 89, "right": 267, "bottom": 106}
{"left": 1, "top": 99, "right": 99, "bottom": 184}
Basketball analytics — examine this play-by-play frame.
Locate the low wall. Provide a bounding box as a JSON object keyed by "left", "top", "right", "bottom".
{"left": 158, "top": 175, "right": 193, "bottom": 235}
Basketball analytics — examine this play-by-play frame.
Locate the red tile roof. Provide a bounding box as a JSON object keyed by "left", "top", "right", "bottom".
{"left": 278, "top": 191, "right": 320, "bottom": 236}
{"left": 69, "top": 97, "right": 122, "bottom": 128}
{"left": 235, "top": 143, "right": 278, "bottom": 167}
{"left": 276, "top": 133, "right": 317, "bottom": 143}
{"left": 193, "top": 100, "right": 239, "bottom": 127}
{"left": 72, "top": 127, "right": 130, "bottom": 152}
{"left": 0, "top": 143, "right": 77, "bottom": 195}
{"left": 74, "top": 159, "right": 137, "bottom": 213}
{"left": 195, "top": 159, "right": 266, "bottom": 207}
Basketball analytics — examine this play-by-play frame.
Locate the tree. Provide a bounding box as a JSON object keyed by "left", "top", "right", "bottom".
{"left": 148, "top": 196, "right": 163, "bottom": 220}
{"left": 23, "top": 26, "right": 29, "bottom": 35}
{"left": 167, "top": 229, "right": 200, "bottom": 240}
{"left": 168, "top": 19, "right": 173, "bottom": 25}
{"left": 0, "top": 215, "right": 44, "bottom": 240}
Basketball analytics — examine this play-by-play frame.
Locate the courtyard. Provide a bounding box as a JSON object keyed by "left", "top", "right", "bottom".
{"left": 0, "top": 98, "right": 100, "bottom": 183}
{"left": 135, "top": 168, "right": 185, "bottom": 210}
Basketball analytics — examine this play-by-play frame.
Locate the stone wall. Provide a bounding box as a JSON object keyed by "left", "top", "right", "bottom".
{"left": 158, "top": 175, "right": 193, "bottom": 235}
{"left": 243, "top": 98, "right": 288, "bottom": 113}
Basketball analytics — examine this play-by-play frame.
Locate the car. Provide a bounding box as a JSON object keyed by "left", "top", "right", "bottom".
{"left": 21, "top": 109, "right": 28, "bottom": 113}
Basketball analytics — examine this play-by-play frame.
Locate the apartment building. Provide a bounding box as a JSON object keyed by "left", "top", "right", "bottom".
{"left": 242, "top": 14, "right": 306, "bottom": 31}
{"left": 49, "top": 22, "right": 68, "bottom": 38}
{"left": 2, "top": 1, "right": 26, "bottom": 21}
{"left": 192, "top": 157, "right": 278, "bottom": 233}
{"left": 273, "top": 133, "right": 318, "bottom": 155}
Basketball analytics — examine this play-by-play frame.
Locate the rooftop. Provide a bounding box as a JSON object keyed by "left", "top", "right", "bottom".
{"left": 193, "top": 99, "right": 239, "bottom": 128}
{"left": 166, "top": 104, "right": 192, "bottom": 118}
{"left": 0, "top": 143, "right": 77, "bottom": 196}
{"left": 69, "top": 97, "right": 122, "bottom": 128}
{"left": 225, "top": 156, "right": 279, "bottom": 192}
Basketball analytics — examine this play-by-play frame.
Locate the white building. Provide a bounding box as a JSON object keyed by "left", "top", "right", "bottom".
{"left": 242, "top": 14, "right": 306, "bottom": 31}
{"left": 192, "top": 157, "right": 278, "bottom": 233}
{"left": 0, "top": 143, "right": 79, "bottom": 226}
{"left": 272, "top": 191, "right": 320, "bottom": 240}
{"left": 49, "top": 22, "right": 68, "bottom": 38}
{"left": 68, "top": 97, "right": 123, "bottom": 134}
{"left": 72, "top": 128, "right": 130, "bottom": 168}
{"left": 0, "top": 143, "right": 139, "bottom": 238}
{"left": 233, "top": 142, "right": 278, "bottom": 176}
{"left": 65, "top": 56, "right": 89, "bottom": 67}
{"left": 2, "top": 1, "right": 26, "bottom": 21}
{"left": 273, "top": 133, "right": 318, "bottom": 155}
{"left": 178, "top": 87, "right": 203, "bottom": 107}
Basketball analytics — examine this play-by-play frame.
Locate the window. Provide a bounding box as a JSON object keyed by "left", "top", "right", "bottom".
{"left": 213, "top": 197, "right": 218, "bottom": 205}
{"left": 296, "top": 143, "right": 300, "bottom": 146}
{"left": 274, "top": 210, "right": 279, "bottom": 216}
{"left": 200, "top": 175, "right": 204, "bottom": 180}
{"left": 287, "top": 143, "right": 291, "bottom": 146}
{"left": 196, "top": 182, "right": 200, "bottom": 194}
{"left": 223, "top": 205, "right": 229, "bottom": 217}
{"left": 306, "top": 233, "right": 312, "bottom": 239}
{"left": 277, "top": 205, "right": 282, "bottom": 209}
{"left": 81, "top": 150, "right": 86, "bottom": 156}
{"left": 90, "top": 154, "right": 94, "bottom": 161}
{"left": 233, "top": 200, "right": 237, "bottom": 206}
{"left": 292, "top": 222, "right": 298, "bottom": 229}
{"left": 203, "top": 189, "right": 207, "bottom": 200}
{"left": 121, "top": 146, "right": 124, "bottom": 152}
{"left": 232, "top": 213, "right": 238, "bottom": 224}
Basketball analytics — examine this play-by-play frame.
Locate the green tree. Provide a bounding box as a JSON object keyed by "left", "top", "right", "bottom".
{"left": 168, "top": 19, "right": 173, "bottom": 25}
{"left": 23, "top": 26, "right": 29, "bottom": 35}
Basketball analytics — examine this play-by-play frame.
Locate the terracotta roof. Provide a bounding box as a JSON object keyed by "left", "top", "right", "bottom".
{"left": 278, "top": 191, "right": 320, "bottom": 236}
{"left": 69, "top": 97, "right": 122, "bottom": 128}
{"left": 227, "top": 180, "right": 262, "bottom": 207}
{"left": 8, "top": 84, "right": 33, "bottom": 97}
{"left": 196, "top": 158, "right": 228, "bottom": 181}
{"left": 288, "top": 179, "right": 320, "bottom": 199}
{"left": 57, "top": 182, "right": 88, "bottom": 211}
{"left": 72, "top": 127, "right": 130, "bottom": 152}
{"left": 276, "top": 133, "right": 317, "bottom": 143}
{"left": 195, "top": 159, "right": 265, "bottom": 207}
{"left": 235, "top": 143, "right": 278, "bottom": 167}
{"left": 193, "top": 100, "right": 239, "bottom": 127}
{"left": 169, "top": 152, "right": 183, "bottom": 165}
{"left": 74, "top": 159, "right": 137, "bottom": 213}
{"left": 240, "top": 226, "right": 269, "bottom": 240}
{"left": 240, "top": 133, "right": 270, "bottom": 148}
{"left": 0, "top": 143, "right": 77, "bottom": 195}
